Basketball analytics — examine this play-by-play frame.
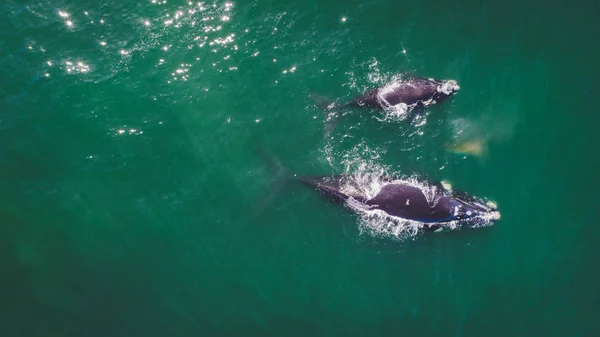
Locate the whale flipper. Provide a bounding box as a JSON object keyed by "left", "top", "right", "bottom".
{"left": 308, "top": 93, "right": 344, "bottom": 138}
{"left": 309, "top": 93, "right": 338, "bottom": 111}
{"left": 323, "top": 111, "right": 341, "bottom": 139}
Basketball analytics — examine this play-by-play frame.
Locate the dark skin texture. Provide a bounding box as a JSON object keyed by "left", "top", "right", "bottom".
{"left": 298, "top": 175, "right": 495, "bottom": 227}
{"left": 364, "top": 184, "right": 453, "bottom": 222}
{"left": 348, "top": 77, "right": 456, "bottom": 110}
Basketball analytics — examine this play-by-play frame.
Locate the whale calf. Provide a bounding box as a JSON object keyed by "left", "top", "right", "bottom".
{"left": 348, "top": 76, "right": 460, "bottom": 111}
{"left": 311, "top": 75, "right": 460, "bottom": 136}
{"left": 312, "top": 75, "right": 460, "bottom": 113}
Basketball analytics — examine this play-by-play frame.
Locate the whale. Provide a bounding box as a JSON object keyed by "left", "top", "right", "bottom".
{"left": 348, "top": 76, "right": 460, "bottom": 111}
{"left": 311, "top": 75, "right": 460, "bottom": 112}
{"left": 257, "top": 147, "right": 499, "bottom": 232}
{"left": 310, "top": 75, "right": 460, "bottom": 136}
{"left": 297, "top": 175, "right": 499, "bottom": 232}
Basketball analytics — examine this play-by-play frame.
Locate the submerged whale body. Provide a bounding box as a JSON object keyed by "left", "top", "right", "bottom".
{"left": 349, "top": 76, "right": 460, "bottom": 111}
{"left": 298, "top": 174, "right": 499, "bottom": 231}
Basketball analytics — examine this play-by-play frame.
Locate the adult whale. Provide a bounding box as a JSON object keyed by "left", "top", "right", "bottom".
{"left": 258, "top": 149, "right": 500, "bottom": 232}
{"left": 298, "top": 175, "right": 499, "bottom": 232}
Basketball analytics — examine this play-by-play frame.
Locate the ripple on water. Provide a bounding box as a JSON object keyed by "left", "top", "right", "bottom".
{"left": 28, "top": 2, "right": 244, "bottom": 84}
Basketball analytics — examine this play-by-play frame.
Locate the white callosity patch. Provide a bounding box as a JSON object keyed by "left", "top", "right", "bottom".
{"left": 437, "top": 79, "right": 460, "bottom": 95}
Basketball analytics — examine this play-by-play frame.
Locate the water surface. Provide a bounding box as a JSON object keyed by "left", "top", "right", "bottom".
{"left": 1, "top": 0, "right": 599, "bottom": 336}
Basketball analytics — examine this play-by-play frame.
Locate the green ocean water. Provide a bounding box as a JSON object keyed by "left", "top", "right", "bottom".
{"left": 1, "top": 0, "right": 599, "bottom": 336}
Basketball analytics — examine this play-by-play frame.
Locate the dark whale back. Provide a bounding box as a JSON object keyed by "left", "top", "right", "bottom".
{"left": 383, "top": 78, "right": 440, "bottom": 106}
{"left": 299, "top": 177, "right": 454, "bottom": 222}
{"left": 296, "top": 175, "right": 499, "bottom": 227}
{"left": 365, "top": 183, "right": 454, "bottom": 222}
{"left": 349, "top": 77, "right": 455, "bottom": 110}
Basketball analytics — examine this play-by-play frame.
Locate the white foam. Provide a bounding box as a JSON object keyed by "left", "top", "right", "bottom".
{"left": 374, "top": 77, "right": 439, "bottom": 121}
{"left": 376, "top": 89, "right": 411, "bottom": 120}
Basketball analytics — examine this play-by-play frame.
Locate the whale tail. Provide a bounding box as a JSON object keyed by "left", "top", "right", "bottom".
{"left": 256, "top": 144, "right": 290, "bottom": 179}
{"left": 308, "top": 93, "right": 344, "bottom": 139}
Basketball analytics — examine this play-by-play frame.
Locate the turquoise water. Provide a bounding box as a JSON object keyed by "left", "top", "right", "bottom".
{"left": 1, "top": 0, "right": 599, "bottom": 336}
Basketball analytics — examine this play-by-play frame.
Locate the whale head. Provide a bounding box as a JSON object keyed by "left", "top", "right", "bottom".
{"left": 446, "top": 196, "right": 500, "bottom": 227}
{"left": 432, "top": 182, "right": 500, "bottom": 228}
